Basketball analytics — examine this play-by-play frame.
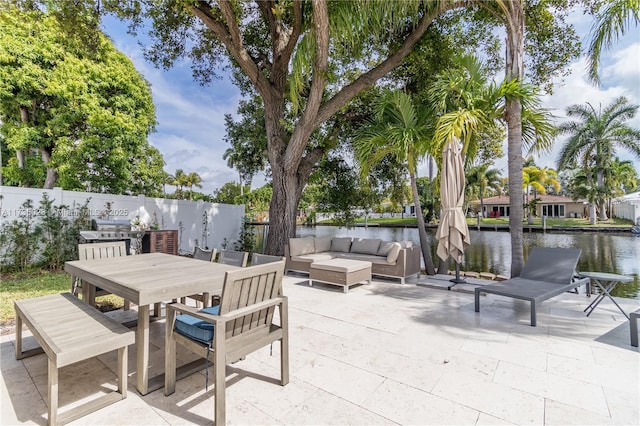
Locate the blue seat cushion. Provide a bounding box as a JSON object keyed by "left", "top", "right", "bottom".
{"left": 174, "top": 305, "right": 220, "bottom": 344}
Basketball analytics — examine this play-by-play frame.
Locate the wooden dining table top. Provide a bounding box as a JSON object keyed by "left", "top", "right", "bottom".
{"left": 65, "top": 253, "right": 240, "bottom": 306}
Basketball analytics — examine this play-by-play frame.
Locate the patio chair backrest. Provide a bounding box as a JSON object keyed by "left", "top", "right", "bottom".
{"left": 251, "top": 253, "right": 285, "bottom": 265}
{"left": 520, "top": 247, "right": 581, "bottom": 285}
{"left": 218, "top": 260, "right": 285, "bottom": 339}
{"left": 193, "top": 246, "right": 217, "bottom": 262}
{"left": 78, "top": 241, "right": 127, "bottom": 260}
{"left": 217, "top": 249, "right": 248, "bottom": 267}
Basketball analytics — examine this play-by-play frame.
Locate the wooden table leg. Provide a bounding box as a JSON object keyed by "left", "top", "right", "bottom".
{"left": 136, "top": 305, "right": 150, "bottom": 395}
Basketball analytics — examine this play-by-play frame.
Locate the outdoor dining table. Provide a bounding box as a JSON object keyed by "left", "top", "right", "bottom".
{"left": 580, "top": 271, "right": 634, "bottom": 319}
{"left": 64, "top": 252, "right": 240, "bottom": 395}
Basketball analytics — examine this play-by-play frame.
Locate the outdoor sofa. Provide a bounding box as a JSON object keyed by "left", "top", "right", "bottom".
{"left": 285, "top": 236, "right": 421, "bottom": 283}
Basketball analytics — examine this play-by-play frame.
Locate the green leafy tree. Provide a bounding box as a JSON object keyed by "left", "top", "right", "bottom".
{"left": 355, "top": 91, "right": 436, "bottom": 275}
{"left": 0, "top": 5, "right": 162, "bottom": 195}
{"left": 606, "top": 157, "right": 638, "bottom": 214}
{"left": 223, "top": 96, "right": 269, "bottom": 191}
{"left": 236, "top": 184, "right": 273, "bottom": 220}
{"left": 557, "top": 97, "right": 640, "bottom": 221}
{"left": 587, "top": 0, "right": 640, "bottom": 85}
{"left": 213, "top": 182, "right": 248, "bottom": 205}
{"left": 47, "top": 1, "right": 583, "bottom": 269}
{"left": 467, "top": 164, "right": 503, "bottom": 217}
{"left": 567, "top": 168, "right": 602, "bottom": 224}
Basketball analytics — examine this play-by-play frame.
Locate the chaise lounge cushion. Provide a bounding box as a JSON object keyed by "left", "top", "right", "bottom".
{"left": 174, "top": 305, "right": 220, "bottom": 344}
{"left": 289, "top": 237, "right": 315, "bottom": 257}
{"left": 314, "top": 237, "right": 332, "bottom": 253}
{"left": 351, "top": 238, "right": 382, "bottom": 255}
{"left": 330, "top": 237, "right": 353, "bottom": 253}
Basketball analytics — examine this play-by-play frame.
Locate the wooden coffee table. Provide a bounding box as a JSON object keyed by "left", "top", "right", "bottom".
{"left": 309, "top": 258, "right": 372, "bottom": 293}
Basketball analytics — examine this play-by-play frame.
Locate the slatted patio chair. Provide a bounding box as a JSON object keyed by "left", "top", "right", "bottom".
{"left": 164, "top": 260, "right": 289, "bottom": 426}
{"left": 181, "top": 247, "right": 218, "bottom": 308}
{"left": 251, "top": 253, "right": 285, "bottom": 265}
{"left": 75, "top": 242, "right": 130, "bottom": 309}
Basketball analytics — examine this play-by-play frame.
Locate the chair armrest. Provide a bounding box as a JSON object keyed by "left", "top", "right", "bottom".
{"left": 220, "top": 296, "right": 286, "bottom": 322}
{"left": 166, "top": 296, "right": 287, "bottom": 325}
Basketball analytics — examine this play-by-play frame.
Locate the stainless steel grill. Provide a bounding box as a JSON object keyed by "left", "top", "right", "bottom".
{"left": 80, "top": 219, "right": 144, "bottom": 242}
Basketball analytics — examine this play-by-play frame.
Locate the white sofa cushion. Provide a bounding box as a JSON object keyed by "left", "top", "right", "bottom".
{"left": 291, "top": 253, "right": 334, "bottom": 263}
{"left": 314, "top": 237, "right": 332, "bottom": 253}
{"left": 330, "top": 237, "right": 352, "bottom": 252}
{"left": 335, "top": 252, "right": 390, "bottom": 265}
{"left": 351, "top": 238, "right": 381, "bottom": 255}
{"left": 289, "top": 237, "right": 315, "bottom": 256}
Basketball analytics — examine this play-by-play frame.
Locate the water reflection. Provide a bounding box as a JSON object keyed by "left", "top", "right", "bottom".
{"left": 252, "top": 225, "right": 639, "bottom": 299}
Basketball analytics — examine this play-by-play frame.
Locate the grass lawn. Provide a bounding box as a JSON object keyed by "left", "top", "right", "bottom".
{"left": 1, "top": 270, "right": 123, "bottom": 324}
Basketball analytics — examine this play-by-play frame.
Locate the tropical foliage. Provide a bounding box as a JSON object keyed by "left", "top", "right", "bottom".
{"left": 0, "top": 5, "right": 165, "bottom": 195}
{"left": 557, "top": 97, "right": 640, "bottom": 221}
{"left": 587, "top": 0, "right": 640, "bottom": 84}
{"left": 467, "top": 164, "right": 503, "bottom": 216}
{"left": 354, "top": 90, "right": 437, "bottom": 275}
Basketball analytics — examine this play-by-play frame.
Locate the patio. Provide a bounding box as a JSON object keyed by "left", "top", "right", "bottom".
{"left": 2, "top": 274, "right": 639, "bottom": 425}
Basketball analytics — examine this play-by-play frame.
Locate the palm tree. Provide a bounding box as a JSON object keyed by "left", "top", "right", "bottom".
{"left": 567, "top": 168, "right": 601, "bottom": 224}
{"left": 557, "top": 97, "right": 640, "bottom": 220}
{"left": 587, "top": 0, "right": 640, "bottom": 85}
{"left": 354, "top": 91, "right": 436, "bottom": 275}
{"left": 606, "top": 157, "right": 639, "bottom": 214}
{"left": 170, "top": 169, "right": 188, "bottom": 199}
{"left": 522, "top": 165, "right": 560, "bottom": 222}
{"left": 467, "top": 164, "right": 502, "bottom": 218}
{"left": 184, "top": 172, "right": 203, "bottom": 200}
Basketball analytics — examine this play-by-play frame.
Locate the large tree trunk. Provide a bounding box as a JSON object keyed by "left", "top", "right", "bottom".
{"left": 41, "top": 147, "right": 58, "bottom": 189}
{"left": 504, "top": 1, "right": 526, "bottom": 277}
{"left": 267, "top": 166, "right": 302, "bottom": 255}
{"left": 410, "top": 171, "right": 436, "bottom": 275}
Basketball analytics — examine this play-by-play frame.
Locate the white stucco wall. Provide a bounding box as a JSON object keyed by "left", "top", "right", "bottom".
{"left": 0, "top": 186, "right": 245, "bottom": 254}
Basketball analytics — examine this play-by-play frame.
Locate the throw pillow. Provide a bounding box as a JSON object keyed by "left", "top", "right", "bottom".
{"left": 386, "top": 243, "right": 402, "bottom": 263}
{"left": 330, "top": 237, "right": 352, "bottom": 252}
{"left": 377, "top": 240, "right": 395, "bottom": 256}
{"left": 351, "top": 238, "right": 382, "bottom": 255}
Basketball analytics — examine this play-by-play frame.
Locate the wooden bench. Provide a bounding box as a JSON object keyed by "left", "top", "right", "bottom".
{"left": 15, "top": 293, "right": 135, "bottom": 426}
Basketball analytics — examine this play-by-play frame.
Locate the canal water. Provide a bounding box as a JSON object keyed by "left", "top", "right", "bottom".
{"left": 253, "top": 225, "right": 640, "bottom": 299}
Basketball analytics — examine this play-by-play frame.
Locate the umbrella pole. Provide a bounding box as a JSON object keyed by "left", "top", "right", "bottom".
{"left": 448, "top": 261, "right": 467, "bottom": 290}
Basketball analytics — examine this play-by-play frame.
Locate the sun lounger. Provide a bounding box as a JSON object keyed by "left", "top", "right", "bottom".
{"left": 474, "top": 247, "right": 590, "bottom": 326}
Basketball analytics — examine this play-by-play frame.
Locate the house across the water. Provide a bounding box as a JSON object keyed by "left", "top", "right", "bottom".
{"left": 477, "top": 195, "right": 587, "bottom": 218}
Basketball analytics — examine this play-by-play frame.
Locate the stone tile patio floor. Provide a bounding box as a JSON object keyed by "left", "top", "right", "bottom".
{"left": 2, "top": 273, "right": 639, "bottom": 425}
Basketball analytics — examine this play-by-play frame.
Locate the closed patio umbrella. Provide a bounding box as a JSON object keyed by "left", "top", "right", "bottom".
{"left": 435, "top": 137, "right": 471, "bottom": 289}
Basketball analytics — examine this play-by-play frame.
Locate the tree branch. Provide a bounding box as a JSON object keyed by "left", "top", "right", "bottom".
{"left": 285, "top": 0, "right": 329, "bottom": 170}
{"left": 314, "top": 0, "right": 469, "bottom": 127}
{"left": 188, "top": 1, "right": 268, "bottom": 93}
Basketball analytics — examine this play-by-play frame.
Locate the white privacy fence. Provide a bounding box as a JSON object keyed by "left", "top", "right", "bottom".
{"left": 0, "top": 186, "right": 245, "bottom": 254}
{"left": 612, "top": 192, "right": 640, "bottom": 225}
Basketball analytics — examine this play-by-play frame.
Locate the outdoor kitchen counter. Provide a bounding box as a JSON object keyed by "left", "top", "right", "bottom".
{"left": 64, "top": 253, "right": 241, "bottom": 395}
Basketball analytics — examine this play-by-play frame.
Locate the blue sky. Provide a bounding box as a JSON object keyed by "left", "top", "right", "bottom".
{"left": 102, "top": 9, "right": 640, "bottom": 195}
